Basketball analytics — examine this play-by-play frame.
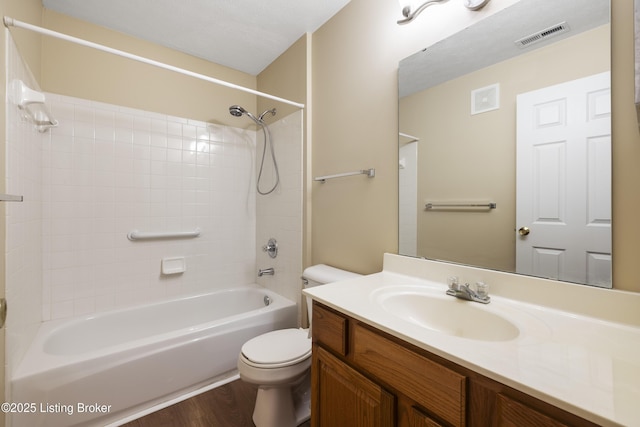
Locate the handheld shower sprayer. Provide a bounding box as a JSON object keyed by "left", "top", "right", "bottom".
{"left": 229, "top": 105, "right": 246, "bottom": 117}
{"left": 228, "top": 104, "right": 280, "bottom": 195}
{"left": 229, "top": 105, "right": 276, "bottom": 125}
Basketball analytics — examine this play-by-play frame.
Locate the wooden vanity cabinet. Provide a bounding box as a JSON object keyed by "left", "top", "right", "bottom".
{"left": 311, "top": 302, "right": 600, "bottom": 427}
{"left": 313, "top": 345, "right": 394, "bottom": 427}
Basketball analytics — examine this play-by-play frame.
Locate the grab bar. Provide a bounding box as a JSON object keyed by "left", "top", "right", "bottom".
{"left": 425, "top": 202, "right": 496, "bottom": 210}
{"left": 0, "top": 193, "right": 23, "bottom": 202}
{"left": 314, "top": 168, "right": 375, "bottom": 183}
{"left": 128, "top": 228, "right": 201, "bottom": 241}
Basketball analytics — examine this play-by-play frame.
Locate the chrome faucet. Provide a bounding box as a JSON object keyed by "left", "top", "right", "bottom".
{"left": 258, "top": 268, "right": 275, "bottom": 277}
{"left": 446, "top": 277, "right": 490, "bottom": 304}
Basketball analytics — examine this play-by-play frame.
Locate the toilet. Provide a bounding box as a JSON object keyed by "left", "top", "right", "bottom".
{"left": 237, "top": 264, "right": 361, "bottom": 427}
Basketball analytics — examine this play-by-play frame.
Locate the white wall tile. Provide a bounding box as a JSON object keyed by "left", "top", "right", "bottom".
{"left": 4, "top": 35, "right": 45, "bottom": 384}
{"left": 36, "top": 94, "right": 261, "bottom": 320}
{"left": 255, "top": 111, "right": 304, "bottom": 322}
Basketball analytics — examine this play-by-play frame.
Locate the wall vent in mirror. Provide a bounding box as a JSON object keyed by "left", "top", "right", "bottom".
{"left": 515, "top": 22, "right": 571, "bottom": 49}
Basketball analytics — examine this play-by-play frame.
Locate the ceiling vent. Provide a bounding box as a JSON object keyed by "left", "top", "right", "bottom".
{"left": 515, "top": 22, "right": 570, "bottom": 49}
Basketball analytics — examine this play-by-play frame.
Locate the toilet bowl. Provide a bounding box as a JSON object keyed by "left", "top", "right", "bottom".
{"left": 237, "top": 264, "right": 360, "bottom": 427}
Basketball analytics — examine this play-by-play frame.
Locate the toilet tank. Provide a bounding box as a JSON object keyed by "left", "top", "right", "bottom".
{"left": 302, "top": 264, "right": 361, "bottom": 325}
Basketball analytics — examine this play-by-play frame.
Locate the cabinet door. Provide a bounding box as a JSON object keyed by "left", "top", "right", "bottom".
{"left": 312, "top": 345, "right": 394, "bottom": 427}
{"left": 410, "top": 406, "right": 445, "bottom": 427}
{"left": 496, "top": 394, "right": 569, "bottom": 427}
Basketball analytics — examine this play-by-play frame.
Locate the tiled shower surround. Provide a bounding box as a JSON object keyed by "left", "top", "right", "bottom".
{"left": 40, "top": 94, "right": 302, "bottom": 320}
{"left": 42, "top": 94, "right": 261, "bottom": 319}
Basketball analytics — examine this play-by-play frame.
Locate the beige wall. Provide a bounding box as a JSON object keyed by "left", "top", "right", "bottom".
{"left": 610, "top": 0, "right": 640, "bottom": 292}
{"left": 257, "top": 34, "right": 307, "bottom": 122}
{"left": 311, "top": 0, "right": 401, "bottom": 275}
{"left": 400, "top": 25, "right": 609, "bottom": 272}
{"left": 2, "top": 2, "right": 42, "bottom": 82}
{"left": 312, "top": 0, "right": 640, "bottom": 292}
{"left": 39, "top": 9, "right": 257, "bottom": 126}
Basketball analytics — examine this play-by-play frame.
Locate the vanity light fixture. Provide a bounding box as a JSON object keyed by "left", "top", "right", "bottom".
{"left": 397, "top": 0, "right": 446, "bottom": 25}
{"left": 398, "top": 0, "right": 491, "bottom": 25}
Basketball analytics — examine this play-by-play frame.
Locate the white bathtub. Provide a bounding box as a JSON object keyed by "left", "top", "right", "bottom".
{"left": 10, "top": 285, "right": 297, "bottom": 427}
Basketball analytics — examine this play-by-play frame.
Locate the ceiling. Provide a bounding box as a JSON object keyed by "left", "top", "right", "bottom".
{"left": 399, "top": 0, "right": 610, "bottom": 98}
{"left": 41, "top": 0, "right": 351, "bottom": 76}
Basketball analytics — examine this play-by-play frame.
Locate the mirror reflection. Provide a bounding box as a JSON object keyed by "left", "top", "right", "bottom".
{"left": 398, "top": 0, "right": 611, "bottom": 287}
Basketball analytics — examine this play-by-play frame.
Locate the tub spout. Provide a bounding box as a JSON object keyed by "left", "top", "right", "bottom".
{"left": 258, "top": 268, "right": 274, "bottom": 277}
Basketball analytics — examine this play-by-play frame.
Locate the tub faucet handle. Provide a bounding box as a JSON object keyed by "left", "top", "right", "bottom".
{"left": 447, "top": 276, "right": 460, "bottom": 291}
{"left": 262, "top": 238, "right": 278, "bottom": 258}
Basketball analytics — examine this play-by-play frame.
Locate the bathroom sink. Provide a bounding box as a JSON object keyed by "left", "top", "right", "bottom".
{"left": 374, "top": 288, "right": 520, "bottom": 341}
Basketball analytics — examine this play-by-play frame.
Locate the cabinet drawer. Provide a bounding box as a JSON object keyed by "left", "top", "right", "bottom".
{"left": 312, "top": 303, "right": 348, "bottom": 356}
{"left": 353, "top": 323, "right": 466, "bottom": 427}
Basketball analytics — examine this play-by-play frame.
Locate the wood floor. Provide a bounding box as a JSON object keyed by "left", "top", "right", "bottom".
{"left": 122, "top": 379, "right": 311, "bottom": 427}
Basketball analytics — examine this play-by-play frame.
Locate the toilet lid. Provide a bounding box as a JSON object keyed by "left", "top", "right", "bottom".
{"left": 241, "top": 328, "right": 311, "bottom": 366}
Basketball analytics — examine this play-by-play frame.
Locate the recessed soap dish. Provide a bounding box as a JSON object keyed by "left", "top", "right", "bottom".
{"left": 162, "top": 257, "right": 186, "bottom": 275}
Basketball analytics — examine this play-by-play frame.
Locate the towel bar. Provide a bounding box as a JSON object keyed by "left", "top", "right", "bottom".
{"left": 425, "top": 202, "right": 496, "bottom": 210}
{"left": 314, "top": 168, "right": 375, "bottom": 183}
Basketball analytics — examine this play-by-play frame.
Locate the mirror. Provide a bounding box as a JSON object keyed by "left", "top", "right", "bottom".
{"left": 398, "top": 0, "right": 612, "bottom": 287}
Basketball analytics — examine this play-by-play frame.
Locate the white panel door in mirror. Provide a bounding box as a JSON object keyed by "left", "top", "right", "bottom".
{"left": 516, "top": 72, "right": 611, "bottom": 287}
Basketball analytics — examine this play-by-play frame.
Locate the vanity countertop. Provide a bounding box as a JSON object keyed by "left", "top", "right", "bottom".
{"left": 304, "top": 254, "right": 640, "bottom": 427}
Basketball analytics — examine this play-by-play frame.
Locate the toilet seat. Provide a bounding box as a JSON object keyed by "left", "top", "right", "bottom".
{"left": 241, "top": 328, "right": 311, "bottom": 369}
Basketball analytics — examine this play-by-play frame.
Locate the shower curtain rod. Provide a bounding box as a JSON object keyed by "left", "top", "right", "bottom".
{"left": 3, "top": 17, "right": 305, "bottom": 109}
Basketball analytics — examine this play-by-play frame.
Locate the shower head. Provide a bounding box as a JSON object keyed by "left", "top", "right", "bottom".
{"left": 229, "top": 104, "right": 261, "bottom": 124}
{"left": 229, "top": 105, "right": 247, "bottom": 117}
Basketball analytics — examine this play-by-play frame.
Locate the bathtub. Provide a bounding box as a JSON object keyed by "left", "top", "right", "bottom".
{"left": 10, "top": 285, "right": 297, "bottom": 427}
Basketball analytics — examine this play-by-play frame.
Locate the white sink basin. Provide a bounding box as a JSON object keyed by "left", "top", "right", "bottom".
{"left": 374, "top": 287, "right": 520, "bottom": 341}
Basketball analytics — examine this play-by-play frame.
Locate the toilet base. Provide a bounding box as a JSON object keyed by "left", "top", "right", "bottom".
{"left": 252, "top": 373, "right": 310, "bottom": 427}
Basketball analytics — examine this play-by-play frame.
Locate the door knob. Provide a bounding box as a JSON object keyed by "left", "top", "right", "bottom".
{"left": 518, "top": 226, "right": 530, "bottom": 236}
